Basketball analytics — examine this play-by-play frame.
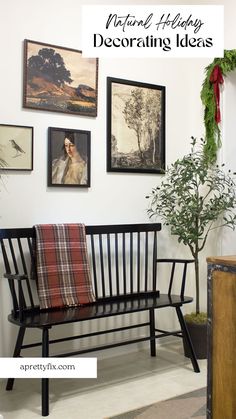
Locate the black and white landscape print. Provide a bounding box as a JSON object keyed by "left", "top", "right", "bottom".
{"left": 107, "top": 78, "right": 165, "bottom": 173}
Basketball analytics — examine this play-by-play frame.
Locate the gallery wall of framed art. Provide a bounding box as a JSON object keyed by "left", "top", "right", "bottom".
{"left": 1, "top": 37, "right": 167, "bottom": 188}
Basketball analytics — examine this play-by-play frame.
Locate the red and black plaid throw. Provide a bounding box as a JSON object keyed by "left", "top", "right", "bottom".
{"left": 34, "top": 224, "right": 95, "bottom": 309}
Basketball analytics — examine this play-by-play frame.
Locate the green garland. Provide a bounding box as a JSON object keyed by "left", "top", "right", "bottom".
{"left": 201, "top": 49, "right": 236, "bottom": 163}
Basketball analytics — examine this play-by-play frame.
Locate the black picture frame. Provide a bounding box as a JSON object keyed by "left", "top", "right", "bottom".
{"left": 48, "top": 127, "right": 91, "bottom": 187}
{"left": 107, "top": 77, "right": 165, "bottom": 173}
{"left": 23, "top": 39, "right": 99, "bottom": 117}
{"left": 0, "top": 124, "right": 33, "bottom": 171}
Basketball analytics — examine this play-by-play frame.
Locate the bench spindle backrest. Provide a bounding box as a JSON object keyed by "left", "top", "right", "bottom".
{"left": 0, "top": 229, "right": 37, "bottom": 315}
{"left": 0, "top": 224, "right": 161, "bottom": 312}
{"left": 86, "top": 224, "right": 160, "bottom": 299}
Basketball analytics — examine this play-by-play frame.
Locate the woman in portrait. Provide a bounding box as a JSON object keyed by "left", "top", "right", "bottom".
{"left": 52, "top": 132, "right": 87, "bottom": 185}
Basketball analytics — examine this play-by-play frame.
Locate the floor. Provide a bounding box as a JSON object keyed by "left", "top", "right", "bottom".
{"left": 0, "top": 340, "right": 207, "bottom": 419}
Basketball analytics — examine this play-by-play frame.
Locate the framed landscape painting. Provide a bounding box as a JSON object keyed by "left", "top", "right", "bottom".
{"left": 23, "top": 39, "right": 98, "bottom": 117}
{"left": 48, "top": 127, "right": 91, "bottom": 187}
{"left": 0, "top": 124, "right": 33, "bottom": 171}
{"left": 107, "top": 77, "right": 165, "bottom": 173}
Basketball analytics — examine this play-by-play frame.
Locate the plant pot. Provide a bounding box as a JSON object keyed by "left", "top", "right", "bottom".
{"left": 183, "top": 321, "right": 207, "bottom": 359}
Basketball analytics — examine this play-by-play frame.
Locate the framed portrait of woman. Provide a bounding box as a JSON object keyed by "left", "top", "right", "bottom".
{"left": 48, "top": 127, "right": 91, "bottom": 187}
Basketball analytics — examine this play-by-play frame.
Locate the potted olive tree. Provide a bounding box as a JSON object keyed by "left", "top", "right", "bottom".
{"left": 147, "top": 137, "right": 236, "bottom": 358}
{"left": 0, "top": 142, "right": 8, "bottom": 196}
{"left": 0, "top": 152, "right": 7, "bottom": 185}
{"left": 0, "top": 159, "right": 7, "bottom": 168}
{"left": 0, "top": 155, "right": 7, "bottom": 185}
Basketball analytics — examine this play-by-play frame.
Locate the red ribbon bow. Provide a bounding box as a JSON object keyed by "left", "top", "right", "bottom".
{"left": 209, "top": 64, "right": 224, "bottom": 123}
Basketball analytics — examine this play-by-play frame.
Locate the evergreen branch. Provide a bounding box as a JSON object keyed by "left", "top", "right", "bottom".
{"left": 201, "top": 49, "right": 236, "bottom": 163}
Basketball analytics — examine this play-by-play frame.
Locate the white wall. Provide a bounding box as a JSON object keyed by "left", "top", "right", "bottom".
{"left": 221, "top": 73, "right": 236, "bottom": 254}
{"left": 0, "top": 0, "right": 235, "bottom": 358}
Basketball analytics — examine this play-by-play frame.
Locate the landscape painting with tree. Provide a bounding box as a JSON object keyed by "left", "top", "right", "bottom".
{"left": 23, "top": 40, "right": 98, "bottom": 116}
{"left": 107, "top": 77, "right": 165, "bottom": 173}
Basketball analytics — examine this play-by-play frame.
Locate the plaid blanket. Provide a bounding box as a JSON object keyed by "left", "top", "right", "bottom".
{"left": 34, "top": 224, "right": 95, "bottom": 309}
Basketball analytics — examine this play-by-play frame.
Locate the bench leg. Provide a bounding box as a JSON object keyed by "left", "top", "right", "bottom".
{"left": 176, "top": 307, "right": 200, "bottom": 373}
{"left": 6, "top": 326, "right": 26, "bottom": 391}
{"left": 42, "top": 328, "right": 50, "bottom": 417}
{"left": 149, "top": 309, "right": 156, "bottom": 357}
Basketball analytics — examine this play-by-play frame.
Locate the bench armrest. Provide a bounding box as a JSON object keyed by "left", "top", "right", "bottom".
{"left": 156, "top": 258, "right": 194, "bottom": 297}
{"left": 157, "top": 258, "right": 194, "bottom": 264}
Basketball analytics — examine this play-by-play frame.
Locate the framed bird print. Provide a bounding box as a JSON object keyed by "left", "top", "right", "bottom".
{"left": 0, "top": 124, "right": 33, "bottom": 171}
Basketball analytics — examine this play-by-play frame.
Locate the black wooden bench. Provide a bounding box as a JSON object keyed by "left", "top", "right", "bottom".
{"left": 0, "top": 223, "right": 200, "bottom": 416}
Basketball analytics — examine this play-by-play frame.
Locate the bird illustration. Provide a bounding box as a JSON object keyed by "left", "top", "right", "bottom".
{"left": 9, "top": 139, "right": 25, "bottom": 158}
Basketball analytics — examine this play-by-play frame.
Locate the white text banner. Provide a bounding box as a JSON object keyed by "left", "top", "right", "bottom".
{"left": 81, "top": 5, "right": 224, "bottom": 58}
{"left": 0, "top": 358, "right": 97, "bottom": 378}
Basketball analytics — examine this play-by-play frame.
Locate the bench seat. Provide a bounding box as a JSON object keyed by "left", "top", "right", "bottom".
{"left": 9, "top": 292, "right": 193, "bottom": 328}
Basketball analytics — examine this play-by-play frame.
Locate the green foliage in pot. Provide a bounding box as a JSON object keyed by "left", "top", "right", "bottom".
{"left": 184, "top": 312, "right": 207, "bottom": 325}
{"left": 147, "top": 137, "right": 236, "bottom": 318}
{"left": 0, "top": 148, "right": 7, "bottom": 190}
{"left": 0, "top": 153, "right": 6, "bottom": 169}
